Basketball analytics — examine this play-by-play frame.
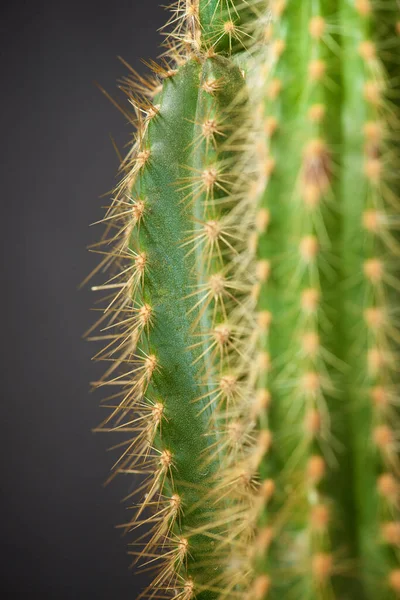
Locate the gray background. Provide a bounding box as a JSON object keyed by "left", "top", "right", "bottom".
{"left": 1, "top": 1, "right": 167, "bottom": 597}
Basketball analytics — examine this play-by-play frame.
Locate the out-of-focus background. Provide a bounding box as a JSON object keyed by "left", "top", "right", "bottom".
{"left": 1, "top": 1, "right": 166, "bottom": 597}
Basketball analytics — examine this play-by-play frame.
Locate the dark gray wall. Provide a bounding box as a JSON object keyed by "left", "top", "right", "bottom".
{"left": 1, "top": 1, "right": 166, "bottom": 597}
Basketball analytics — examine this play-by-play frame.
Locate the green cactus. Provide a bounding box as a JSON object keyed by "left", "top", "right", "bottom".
{"left": 89, "top": 22, "right": 248, "bottom": 599}
{"left": 89, "top": 1, "right": 400, "bottom": 599}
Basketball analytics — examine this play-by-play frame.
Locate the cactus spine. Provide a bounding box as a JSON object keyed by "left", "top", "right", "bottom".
{"left": 89, "top": 1, "right": 400, "bottom": 598}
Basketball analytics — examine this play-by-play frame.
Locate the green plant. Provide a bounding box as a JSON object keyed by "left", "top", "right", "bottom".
{"left": 89, "top": 1, "right": 400, "bottom": 599}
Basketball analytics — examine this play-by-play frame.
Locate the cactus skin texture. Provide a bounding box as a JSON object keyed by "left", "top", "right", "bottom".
{"left": 88, "top": 1, "right": 400, "bottom": 599}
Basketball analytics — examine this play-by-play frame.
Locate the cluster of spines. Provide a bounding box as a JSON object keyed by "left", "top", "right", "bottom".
{"left": 162, "top": 0, "right": 260, "bottom": 56}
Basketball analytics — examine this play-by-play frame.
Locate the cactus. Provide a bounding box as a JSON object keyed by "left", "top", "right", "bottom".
{"left": 88, "top": 1, "right": 400, "bottom": 599}
{"left": 89, "top": 9, "right": 249, "bottom": 597}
